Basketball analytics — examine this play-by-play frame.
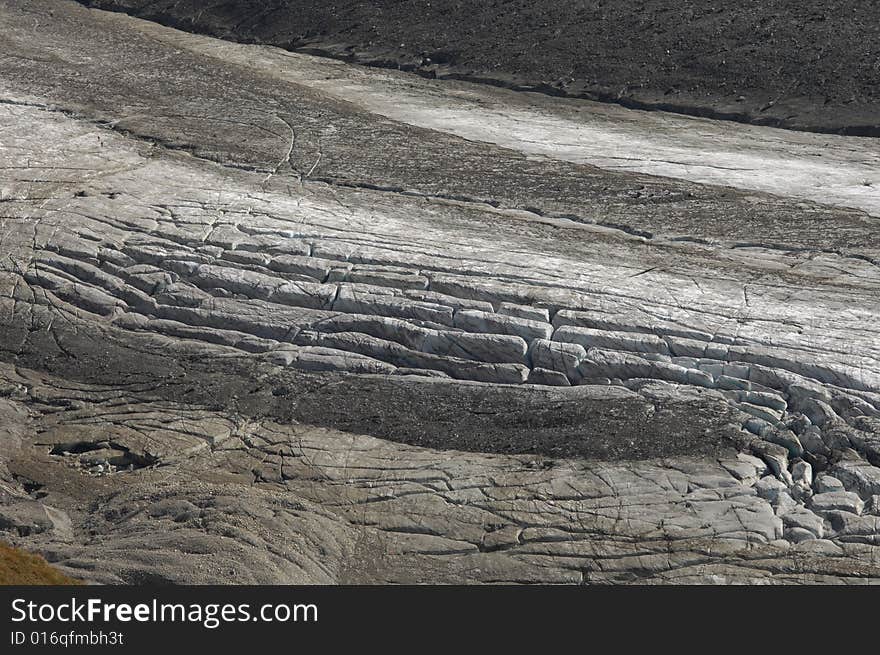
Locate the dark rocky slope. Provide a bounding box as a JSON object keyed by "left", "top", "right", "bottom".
{"left": 76, "top": 0, "right": 880, "bottom": 135}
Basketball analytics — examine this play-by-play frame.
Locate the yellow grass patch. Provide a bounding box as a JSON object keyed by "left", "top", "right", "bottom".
{"left": 0, "top": 542, "right": 83, "bottom": 585}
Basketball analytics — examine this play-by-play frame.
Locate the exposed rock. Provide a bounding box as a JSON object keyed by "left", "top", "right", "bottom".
{"left": 526, "top": 368, "right": 571, "bottom": 386}
{"left": 785, "top": 527, "right": 818, "bottom": 543}
{"left": 0, "top": 0, "right": 878, "bottom": 585}
{"left": 780, "top": 507, "right": 824, "bottom": 540}
{"left": 825, "top": 512, "right": 880, "bottom": 544}
{"left": 814, "top": 475, "right": 846, "bottom": 494}
{"left": 762, "top": 430, "right": 804, "bottom": 459}
{"left": 423, "top": 331, "right": 529, "bottom": 365}
{"left": 453, "top": 310, "right": 553, "bottom": 342}
{"left": 829, "top": 460, "right": 880, "bottom": 500}
{"left": 800, "top": 426, "right": 831, "bottom": 459}
{"left": 0, "top": 502, "right": 54, "bottom": 537}
{"left": 554, "top": 326, "right": 669, "bottom": 355}
{"left": 792, "top": 460, "right": 813, "bottom": 487}
{"left": 334, "top": 287, "right": 453, "bottom": 325}
{"left": 755, "top": 477, "right": 789, "bottom": 504}
{"left": 749, "top": 442, "right": 792, "bottom": 485}
{"left": 497, "top": 302, "right": 549, "bottom": 323}
{"left": 810, "top": 492, "right": 865, "bottom": 516}
{"left": 528, "top": 339, "right": 586, "bottom": 380}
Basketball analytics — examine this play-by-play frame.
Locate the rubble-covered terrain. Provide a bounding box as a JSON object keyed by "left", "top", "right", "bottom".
{"left": 75, "top": 0, "right": 880, "bottom": 135}
{"left": 1, "top": 0, "right": 879, "bottom": 584}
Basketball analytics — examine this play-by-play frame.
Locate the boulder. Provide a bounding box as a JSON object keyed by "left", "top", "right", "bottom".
{"left": 829, "top": 460, "right": 880, "bottom": 500}
{"left": 814, "top": 474, "right": 845, "bottom": 494}
{"left": 810, "top": 491, "right": 864, "bottom": 516}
